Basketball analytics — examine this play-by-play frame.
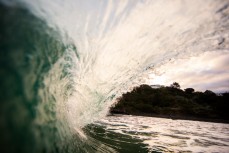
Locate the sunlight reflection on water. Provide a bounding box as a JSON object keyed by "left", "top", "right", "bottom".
{"left": 96, "top": 115, "right": 229, "bottom": 153}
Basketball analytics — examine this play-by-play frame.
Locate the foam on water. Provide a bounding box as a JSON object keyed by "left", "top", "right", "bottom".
{"left": 97, "top": 115, "right": 229, "bottom": 152}
{"left": 1, "top": 0, "right": 229, "bottom": 152}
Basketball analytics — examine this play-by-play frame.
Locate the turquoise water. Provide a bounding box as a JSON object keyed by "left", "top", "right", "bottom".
{"left": 0, "top": 1, "right": 229, "bottom": 153}
{"left": 0, "top": 4, "right": 78, "bottom": 153}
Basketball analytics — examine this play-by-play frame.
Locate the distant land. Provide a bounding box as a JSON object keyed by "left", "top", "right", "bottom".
{"left": 110, "top": 82, "right": 229, "bottom": 123}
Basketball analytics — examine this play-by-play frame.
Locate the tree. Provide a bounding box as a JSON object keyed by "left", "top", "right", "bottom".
{"left": 170, "top": 82, "right": 180, "bottom": 89}
{"left": 204, "top": 90, "right": 216, "bottom": 96}
{"left": 185, "top": 88, "right": 194, "bottom": 94}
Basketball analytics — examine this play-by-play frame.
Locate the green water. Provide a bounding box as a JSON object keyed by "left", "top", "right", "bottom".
{"left": 0, "top": 4, "right": 149, "bottom": 153}
{"left": 84, "top": 124, "right": 149, "bottom": 153}
{"left": 1, "top": 1, "right": 229, "bottom": 152}
{"left": 0, "top": 4, "right": 76, "bottom": 152}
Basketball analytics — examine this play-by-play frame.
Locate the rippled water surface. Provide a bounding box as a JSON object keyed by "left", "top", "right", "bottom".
{"left": 96, "top": 115, "right": 229, "bottom": 152}
{"left": 1, "top": 1, "right": 229, "bottom": 152}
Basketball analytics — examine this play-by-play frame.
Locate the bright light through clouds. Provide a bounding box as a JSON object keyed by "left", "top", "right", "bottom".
{"left": 149, "top": 74, "right": 167, "bottom": 85}
{"left": 18, "top": 0, "right": 229, "bottom": 93}
{"left": 149, "top": 51, "right": 229, "bottom": 93}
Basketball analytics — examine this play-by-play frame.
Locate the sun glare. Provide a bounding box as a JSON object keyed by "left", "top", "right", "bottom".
{"left": 149, "top": 74, "right": 167, "bottom": 85}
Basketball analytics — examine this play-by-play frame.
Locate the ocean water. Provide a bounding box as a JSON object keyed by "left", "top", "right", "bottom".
{"left": 96, "top": 115, "right": 229, "bottom": 152}
{"left": 0, "top": 0, "right": 229, "bottom": 152}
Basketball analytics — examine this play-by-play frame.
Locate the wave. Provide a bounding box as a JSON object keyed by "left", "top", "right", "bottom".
{"left": 0, "top": 0, "right": 228, "bottom": 152}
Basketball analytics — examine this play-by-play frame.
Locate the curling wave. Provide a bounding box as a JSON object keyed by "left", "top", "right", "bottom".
{"left": 0, "top": 0, "right": 229, "bottom": 152}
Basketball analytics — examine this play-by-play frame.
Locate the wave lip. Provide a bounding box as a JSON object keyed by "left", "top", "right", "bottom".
{"left": 0, "top": 0, "right": 229, "bottom": 152}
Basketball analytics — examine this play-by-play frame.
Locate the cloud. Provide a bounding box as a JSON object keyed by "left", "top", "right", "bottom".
{"left": 149, "top": 51, "right": 229, "bottom": 92}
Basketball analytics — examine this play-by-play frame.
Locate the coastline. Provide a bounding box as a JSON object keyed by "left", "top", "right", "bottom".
{"left": 110, "top": 84, "right": 229, "bottom": 125}
{"left": 109, "top": 112, "right": 229, "bottom": 124}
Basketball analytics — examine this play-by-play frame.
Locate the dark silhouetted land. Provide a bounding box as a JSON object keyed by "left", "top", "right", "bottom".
{"left": 110, "top": 83, "right": 229, "bottom": 123}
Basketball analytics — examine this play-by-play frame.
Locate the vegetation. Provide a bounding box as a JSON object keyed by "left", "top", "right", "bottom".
{"left": 110, "top": 82, "right": 229, "bottom": 122}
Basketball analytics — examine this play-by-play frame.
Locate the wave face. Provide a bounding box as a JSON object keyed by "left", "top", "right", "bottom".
{"left": 0, "top": 0, "right": 229, "bottom": 152}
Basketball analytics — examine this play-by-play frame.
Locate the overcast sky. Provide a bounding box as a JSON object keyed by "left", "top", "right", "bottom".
{"left": 18, "top": 0, "right": 229, "bottom": 93}
{"left": 149, "top": 51, "right": 229, "bottom": 93}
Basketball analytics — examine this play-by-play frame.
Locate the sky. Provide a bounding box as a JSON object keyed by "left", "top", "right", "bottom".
{"left": 149, "top": 51, "right": 229, "bottom": 93}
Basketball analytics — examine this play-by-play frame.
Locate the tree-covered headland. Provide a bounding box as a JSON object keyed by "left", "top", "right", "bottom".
{"left": 110, "top": 82, "right": 229, "bottom": 123}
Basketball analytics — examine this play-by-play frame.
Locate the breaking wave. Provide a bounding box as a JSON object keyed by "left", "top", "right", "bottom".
{"left": 0, "top": 0, "right": 228, "bottom": 152}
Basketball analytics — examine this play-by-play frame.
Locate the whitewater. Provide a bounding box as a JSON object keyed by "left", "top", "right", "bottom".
{"left": 0, "top": 0, "right": 229, "bottom": 152}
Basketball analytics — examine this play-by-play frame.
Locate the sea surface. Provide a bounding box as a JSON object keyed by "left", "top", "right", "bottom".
{"left": 95, "top": 115, "right": 229, "bottom": 153}
{"left": 1, "top": 1, "right": 229, "bottom": 152}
